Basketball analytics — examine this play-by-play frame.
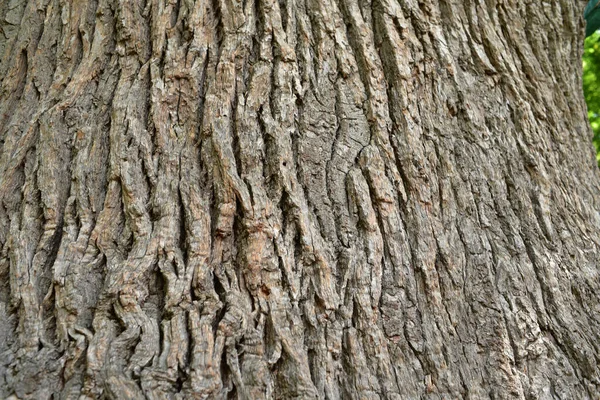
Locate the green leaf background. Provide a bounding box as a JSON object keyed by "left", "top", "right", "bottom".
{"left": 584, "top": 31, "right": 600, "bottom": 164}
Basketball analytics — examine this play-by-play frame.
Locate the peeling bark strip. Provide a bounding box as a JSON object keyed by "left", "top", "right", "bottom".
{"left": 0, "top": 0, "right": 599, "bottom": 398}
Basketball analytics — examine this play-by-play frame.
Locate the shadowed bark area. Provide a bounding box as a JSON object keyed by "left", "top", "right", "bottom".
{"left": 1, "top": 0, "right": 599, "bottom": 398}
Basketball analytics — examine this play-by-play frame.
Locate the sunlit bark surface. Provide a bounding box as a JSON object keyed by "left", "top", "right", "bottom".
{"left": 1, "top": 0, "right": 599, "bottom": 398}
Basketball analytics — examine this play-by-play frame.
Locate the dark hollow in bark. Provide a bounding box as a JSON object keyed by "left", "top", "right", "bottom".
{"left": 0, "top": 0, "right": 599, "bottom": 399}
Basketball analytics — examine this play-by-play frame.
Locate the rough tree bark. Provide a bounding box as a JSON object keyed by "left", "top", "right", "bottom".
{"left": 0, "top": 0, "right": 599, "bottom": 398}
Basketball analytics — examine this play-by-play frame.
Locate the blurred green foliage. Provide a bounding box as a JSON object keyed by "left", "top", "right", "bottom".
{"left": 583, "top": 31, "right": 600, "bottom": 163}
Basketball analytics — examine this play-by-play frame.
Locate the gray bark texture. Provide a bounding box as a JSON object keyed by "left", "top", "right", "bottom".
{"left": 0, "top": 0, "right": 599, "bottom": 398}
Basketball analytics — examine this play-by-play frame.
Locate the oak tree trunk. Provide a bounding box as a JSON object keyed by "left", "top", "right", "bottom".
{"left": 1, "top": 0, "right": 599, "bottom": 398}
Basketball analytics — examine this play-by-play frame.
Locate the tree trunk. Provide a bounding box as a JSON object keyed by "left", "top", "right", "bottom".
{"left": 0, "top": 0, "right": 599, "bottom": 398}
